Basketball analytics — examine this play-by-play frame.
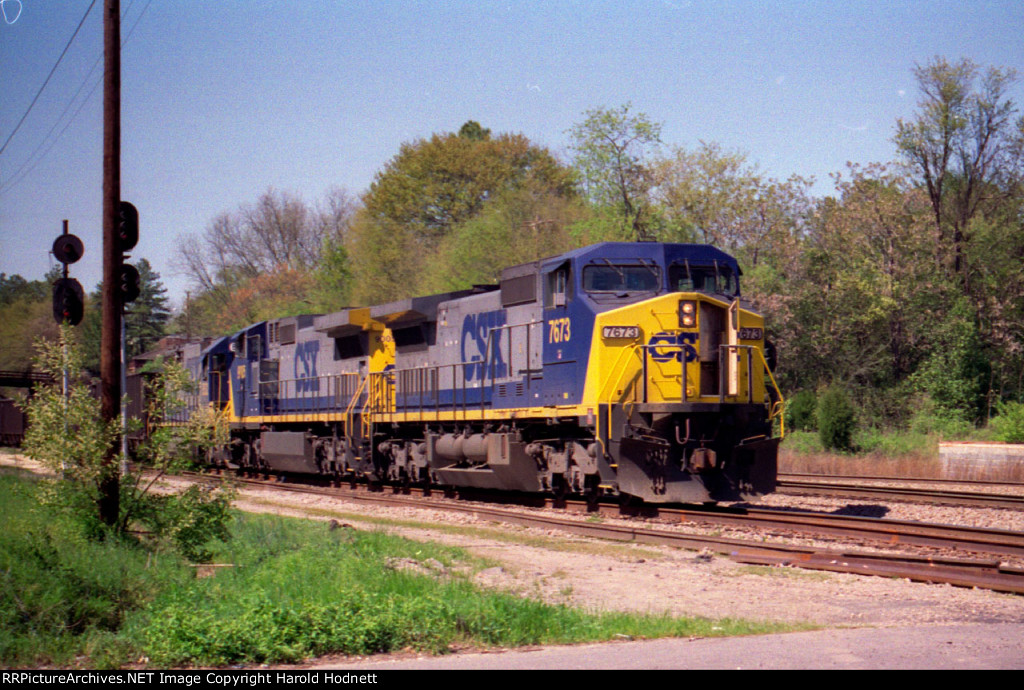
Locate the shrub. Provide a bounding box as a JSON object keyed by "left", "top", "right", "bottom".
{"left": 817, "top": 387, "right": 856, "bottom": 451}
{"left": 907, "top": 397, "right": 974, "bottom": 440}
{"left": 990, "top": 401, "right": 1024, "bottom": 444}
{"left": 785, "top": 390, "right": 817, "bottom": 432}
{"left": 0, "top": 474, "right": 191, "bottom": 667}
{"left": 22, "top": 326, "right": 233, "bottom": 559}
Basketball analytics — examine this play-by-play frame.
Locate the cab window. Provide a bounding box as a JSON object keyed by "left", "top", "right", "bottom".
{"left": 669, "top": 263, "right": 738, "bottom": 296}
{"left": 545, "top": 262, "right": 572, "bottom": 308}
{"left": 583, "top": 264, "right": 660, "bottom": 294}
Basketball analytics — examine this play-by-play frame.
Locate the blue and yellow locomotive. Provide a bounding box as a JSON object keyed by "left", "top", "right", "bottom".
{"left": 177, "top": 242, "right": 783, "bottom": 503}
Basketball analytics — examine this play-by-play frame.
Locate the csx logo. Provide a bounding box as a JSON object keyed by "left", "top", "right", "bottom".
{"left": 295, "top": 341, "right": 320, "bottom": 393}
{"left": 461, "top": 310, "right": 507, "bottom": 381}
{"left": 648, "top": 332, "right": 697, "bottom": 363}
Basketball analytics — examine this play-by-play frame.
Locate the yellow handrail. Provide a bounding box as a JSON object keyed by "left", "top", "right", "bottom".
{"left": 343, "top": 374, "right": 368, "bottom": 442}
{"left": 361, "top": 374, "right": 379, "bottom": 438}
{"left": 594, "top": 340, "right": 786, "bottom": 457}
{"left": 753, "top": 346, "right": 786, "bottom": 438}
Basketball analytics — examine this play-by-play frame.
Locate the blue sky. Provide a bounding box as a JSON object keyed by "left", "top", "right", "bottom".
{"left": 1, "top": 0, "right": 1022, "bottom": 308}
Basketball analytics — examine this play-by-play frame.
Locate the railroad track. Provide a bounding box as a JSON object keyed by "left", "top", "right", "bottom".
{"left": 776, "top": 474, "right": 1024, "bottom": 509}
{"left": 780, "top": 471, "right": 1024, "bottom": 489}
{"left": 194, "top": 470, "right": 1024, "bottom": 596}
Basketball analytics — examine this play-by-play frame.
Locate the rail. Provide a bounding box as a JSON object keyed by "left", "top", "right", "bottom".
{"left": 344, "top": 374, "right": 368, "bottom": 440}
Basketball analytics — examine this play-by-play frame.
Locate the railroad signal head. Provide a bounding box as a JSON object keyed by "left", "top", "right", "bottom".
{"left": 118, "top": 201, "right": 139, "bottom": 253}
{"left": 52, "top": 234, "right": 84, "bottom": 265}
{"left": 52, "top": 277, "right": 84, "bottom": 325}
{"left": 119, "top": 263, "right": 141, "bottom": 303}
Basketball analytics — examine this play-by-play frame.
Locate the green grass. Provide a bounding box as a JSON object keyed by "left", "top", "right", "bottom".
{"left": 0, "top": 473, "right": 193, "bottom": 668}
{"left": 134, "top": 514, "right": 793, "bottom": 665}
{"left": 781, "top": 428, "right": 940, "bottom": 458}
{"left": 1, "top": 473, "right": 796, "bottom": 668}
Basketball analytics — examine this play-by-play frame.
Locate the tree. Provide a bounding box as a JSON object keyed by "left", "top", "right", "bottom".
{"left": 650, "top": 142, "right": 812, "bottom": 268}
{"left": 125, "top": 259, "right": 171, "bottom": 359}
{"left": 893, "top": 57, "right": 1024, "bottom": 416}
{"left": 175, "top": 188, "right": 355, "bottom": 292}
{"left": 651, "top": 142, "right": 755, "bottom": 246}
{"left": 458, "top": 120, "right": 491, "bottom": 141}
{"left": 0, "top": 270, "right": 60, "bottom": 372}
{"left": 776, "top": 166, "right": 942, "bottom": 407}
{"left": 350, "top": 122, "right": 574, "bottom": 303}
{"left": 309, "top": 236, "right": 353, "bottom": 314}
{"left": 174, "top": 187, "right": 357, "bottom": 336}
{"left": 77, "top": 258, "right": 171, "bottom": 371}
{"left": 420, "top": 184, "right": 584, "bottom": 293}
{"left": 0, "top": 272, "right": 48, "bottom": 305}
{"left": 894, "top": 57, "right": 1023, "bottom": 290}
{"left": 967, "top": 196, "right": 1024, "bottom": 405}
{"left": 567, "top": 104, "right": 662, "bottom": 241}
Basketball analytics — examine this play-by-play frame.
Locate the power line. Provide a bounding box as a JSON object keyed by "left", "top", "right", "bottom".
{"left": 0, "top": 0, "right": 153, "bottom": 197}
{"left": 0, "top": 0, "right": 98, "bottom": 158}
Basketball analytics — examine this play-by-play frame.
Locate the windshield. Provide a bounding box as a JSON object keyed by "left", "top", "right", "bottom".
{"left": 668, "top": 263, "right": 738, "bottom": 296}
{"left": 583, "top": 264, "right": 661, "bottom": 293}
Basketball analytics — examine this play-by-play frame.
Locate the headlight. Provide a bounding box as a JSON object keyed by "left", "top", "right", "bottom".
{"left": 679, "top": 301, "right": 697, "bottom": 328}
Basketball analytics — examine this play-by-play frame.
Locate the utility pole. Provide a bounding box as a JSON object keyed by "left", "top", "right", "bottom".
{"left": 99, "top": 0, "right": 121, "bottom": 527}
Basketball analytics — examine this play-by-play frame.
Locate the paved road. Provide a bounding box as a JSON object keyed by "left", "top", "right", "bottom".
{"left": 314, "top": 623, "right": 1024, "bottom": 670}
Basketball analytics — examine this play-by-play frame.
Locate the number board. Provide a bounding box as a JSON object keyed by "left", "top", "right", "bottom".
{"left": 602, "top": 325, "right": 640, "bottom": 339}
{"left": 737, "top": 327, "right": 763, "bottom": 340}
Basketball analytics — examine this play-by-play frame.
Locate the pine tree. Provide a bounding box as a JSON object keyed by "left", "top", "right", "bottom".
{"left": 125, "top": 259, "right": 171, "bottom": 358}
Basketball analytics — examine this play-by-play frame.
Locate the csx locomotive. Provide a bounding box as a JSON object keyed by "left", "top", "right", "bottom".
{"left": 143, "top": 242, "right": 783, "bottom": 503}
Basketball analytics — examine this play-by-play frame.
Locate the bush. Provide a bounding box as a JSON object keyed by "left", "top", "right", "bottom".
{"left": 22, "top": 326, "right": 233, "bottom": 559}
{"left": 785, "top": 390, "right": 817, "bottom": 432}
{"left": 817, "top": 387, "right": 856, "bottom": 451}
{"left": 907, "top": 397, "right": 974, "bottom": 440}
{"left": 0, "top": 474, "right": 191, "bottom": 667}
{"left": 990, "top": 401, "right": 1024, "bottom": 443}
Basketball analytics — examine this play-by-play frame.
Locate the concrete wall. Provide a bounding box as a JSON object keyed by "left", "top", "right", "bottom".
{"left": 939, "top": 442, "right": 1024, "bottom": 481}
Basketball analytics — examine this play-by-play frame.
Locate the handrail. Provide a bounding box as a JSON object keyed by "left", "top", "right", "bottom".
{"left": 362, "top": 371, "right": 392, "bottom": 437}
{"left": 344, "top": 373, "right": 368, "bottom": 440}
{"left": 593, "top": 337, "right": 785, "bottom": 455}
{"left": 754, "top": 345, "right": 786, "bottom": 438}
{"left": 253, "top": 372, "right": 363, "bottom": 415}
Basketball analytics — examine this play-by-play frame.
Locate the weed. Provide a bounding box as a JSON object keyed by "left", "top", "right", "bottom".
{"left": 734, "top": 565, "right": 832, "bottom": 581}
